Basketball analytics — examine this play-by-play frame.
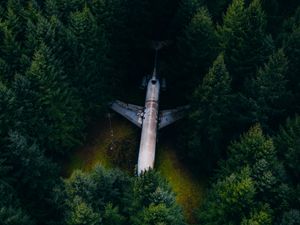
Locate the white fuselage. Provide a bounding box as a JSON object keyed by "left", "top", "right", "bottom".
{"left": 137, "top": 77, "right": 160, "bottom": 174}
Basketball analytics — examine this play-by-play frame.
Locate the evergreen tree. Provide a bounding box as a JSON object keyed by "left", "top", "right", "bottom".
{"left": 218, "top": 125, "right": 289, "bottom": 215}
{"left": 169, "top": 0, "right": 204, "bottom": 36}
{"left": 220, "top": 0, "right": 273, "bottom": 90}
{"left": 133, "top": 170, "right": 176, "bottom": 208}
{"left": 63, "top": 166, "right": 133, "bottom": 222}
{"left": 205, "top": 0, "right": 231, "bottom": 21}
{"left": 131, "top": 170, "right": 185, "bottom": 225}
{"left": 25, "top": 43, "right": 84, "bottom": 154}
{"left": 283, "top": 22, "right": 300, "bottom": 112}
{"left": 0, "top": 82, "right": 15, "bottom": 146}
{"left": 0, "top": 184, "right": 35, "bottom": 225}
{"left": 175, "top": 7, "right": 218, "bottom": 93}
{"left": 187, "top": 54, "right": 233, "bottom": 171}
{"left": 197, "top": 167, "right": 263, "bottom": 225}
{"left": 241, "top": 205, "right": 272, "bottom": 225}
{"left": 102, "top": 203, "right": 125, "bottom": 225}
{"left": 65, "top": 196, "right": 101, "bottom": 225}
{"left": 66, "top": 5, "right": 110, "bottom": 113}
{"left": 275, "top": 116, "right": 300, "bottom": 183}
{"left": 249, "top": 49, "right": 290, "bottom": 131}
{"left": 0, "top": 23, "right": 22, "bottom": 81}
{"left": 132, "top": 203, "right": 185, "bottom": 225}
{"left": 280, "top": 210, "right": 300, "bottom": 225}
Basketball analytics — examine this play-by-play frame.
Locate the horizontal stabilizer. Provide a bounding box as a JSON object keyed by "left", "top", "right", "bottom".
{"left": 110, "top": 100, "right": 143, "bottom": 128}
{"left": 158, "top": 105, "right": 190, "bottom": 129}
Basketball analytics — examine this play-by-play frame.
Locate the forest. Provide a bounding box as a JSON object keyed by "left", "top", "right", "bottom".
{"left": 0, "top": 0, "right": 300, "bottom": 224}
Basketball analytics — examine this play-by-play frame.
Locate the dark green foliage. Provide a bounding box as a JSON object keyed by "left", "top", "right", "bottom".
{"left": 131, "top": 203, "right": 185, "bottom": 225}
{"left": 219, "top": 0, "right": 274, "bottom": 90}
{"left": 66, "top": 5, "right": 110, "bottom": 113}
{"left": 0, "top": 82, "right": 15, "bottom": 144}
{"left": 205, "top": 0, "right": 231, "bottom": 21}
{"left": 283, "top": 21, "right": 300, "bottom": 111}
{"left": 197, "top": 125, "right": 287, "bottom": 224}
{"left": 133, "top": 170, "right": 176, "bottom": 208}
{"left": 175, "top": 7, "right": 218, "bottom": 92}
{"left": 109, "top": 137, "right": 138, "bottom": 171}
{"left": 25, "top": 43, "right": 84, "bottom": 154}
{"left": 280, "top": 210, "right": 300, "bottom": 225}
{"left": 187, "top": 54, "right": 233, "bottom": 171}
{"left": 219, "top": 125, "right": 285, "bottom": 203}
{"left": 275, "top": 116, "right": 300, "bottom": 183}
{"left": 0, "top": 184, "right": 35, "bottom": 225}
{"left": 249, "top": 49, "right": 290, "bottom": 131}
{"left": 62, "top": 166, "right": 185, "bottom": 225}
{"left": 0, "top": 0, "right": 299, "bottom": 224}
{"left": 170, "top": 0, "right": 204, "bottom": 36}
{"left": 197, "top": 167, "right": 266, "bottom": 225}
{"left": 131, "top": 170, "right": 185, "bottom": 225}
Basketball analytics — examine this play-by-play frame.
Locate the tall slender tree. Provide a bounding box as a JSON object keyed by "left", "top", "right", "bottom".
{"left": 187, "top": 54, "right": 233, "bottom": 171}
{"left": 249, "top": 49, "right": 290, "bottom": 131}
{"left": 25, "top": 43, "right": 84, "bottom": 154}
{"left": 175, "top": 7, "right": 218, "bottom": 93}
{"left": 219, "top": 0, "right": 273, "bottom": 90}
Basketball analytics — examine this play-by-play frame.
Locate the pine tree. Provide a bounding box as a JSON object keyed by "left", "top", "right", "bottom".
{"left": 283, "top": 23, "right": 300, "bottom": 112}
{"left": 220, "top": 0, "right": 273, "bottom": 90}
{"left": 169, "top": 0, "right": 204, "bottom": 36}
{"left": 132, "top": 203, "right": 185, "bottom": 225}
{"left": 280, "top": 210, "right": 300, "bottom": 225}
{"left": 249, "top": 49, "right": 290, "bottom": 131}
{"left": 102, "top": 203, "right": 125, "bottom": 225}
{"left": 131, "top": 170, "right": 185, "bottom": 225}
{"left": 66, "top": 5, "right": 110, "bottom": 113}
{"left": 175, "top": 7, "right": 218, "bottom": 92}
{"left": 219, "top": 125, "right": 287, "bottom": 207}
{"left": 0, "top": 23, "right": 22, "bottom": 81}
{"left": 0, "top": 183, "right": 35, "bottom": 225}
{"left": 65, "top": 196, "right": 101, "bottom": 225}
{"left": 197, "top": 167, "right": 259, "bottom": 225}
{"left": 205, "top": 0, "right": 231, "bottom": 21}
{"left": 25, "top": 43, "right": 84, "bottom": 154}
{"left": 0, "top": 82, "right": 15, "bottom": 144}
{"left": 241, "top": 205, "right": 272, "bottom": 225}
{"left": 275, "top": 116, "right": 300, "bottom": 183}
{"left": 187, "top": 54, "right": 233, "bottom": 171}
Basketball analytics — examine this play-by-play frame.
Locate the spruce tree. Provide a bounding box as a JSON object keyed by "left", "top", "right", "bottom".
{"left": 249, "top": 49, "right": 290, "bottom": 131}
{"left": 197, "top": 167, "right": 259, "bottom": 225}
{"left": 67, "top": 5, "right": 110, "bottom": 113}
{"left": 25, "top": 43, "right": 84, "bottom": 154}
{"left": 0, "top": 184, "right": 35, "bottom": 225}
{"left": 220, "top": 0, "right": 273, "bottom": 90}
{"left": 283, "top": 24, "right": 300, "bottom": 112}
{"left": 219, "top": 125, "right": 287, "bottom": 209}
{"left": 169, "top": 0, "right": 204, "bottom": 36}
{"left": 187, "top": 54, "right": 233, "bottom": 171}
{"left": 275, "top": 116, "right": 300, "bottom": 183}
{"left": 0, "top": 82, "right": 15, "bottom": 145}
{"left": 175, "top": 7, "right": 218, "bottom": 92}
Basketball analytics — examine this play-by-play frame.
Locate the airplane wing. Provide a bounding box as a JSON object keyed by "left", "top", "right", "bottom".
{"left": 158, "top": 105, "right": 190, "bottom": 130}
{"left": 110, "top": 100, "right": 143, "bottom": 128}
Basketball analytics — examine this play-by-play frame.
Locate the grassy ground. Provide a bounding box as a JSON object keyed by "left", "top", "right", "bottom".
{"left": 156, "top": 144, "right": 206, "bottom": 223}
{"left": 64, "top": 114, "right": 206, "bottom": 223}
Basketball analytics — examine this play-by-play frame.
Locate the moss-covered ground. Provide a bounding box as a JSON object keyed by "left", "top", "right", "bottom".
{"left": 64, "top": 114, "right": 206, "bottom": 223}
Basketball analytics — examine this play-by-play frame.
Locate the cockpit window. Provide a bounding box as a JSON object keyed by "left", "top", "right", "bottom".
{"left": 151, "top": 80, "right": 157, "bottom": 85}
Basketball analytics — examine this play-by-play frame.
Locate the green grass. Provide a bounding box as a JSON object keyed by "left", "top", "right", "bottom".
{"left": 64, "top": 116, "right": 137, "bottom": 176}
{"left": 156, "top": 144, "right": 206, "bottom": 223}
{"left": 64, "top": 115, "right": 206, "bottom": 224}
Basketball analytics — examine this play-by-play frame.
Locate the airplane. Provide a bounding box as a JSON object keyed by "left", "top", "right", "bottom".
{"left": 110, "top": 42, "right": 189, "bottom": 175}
